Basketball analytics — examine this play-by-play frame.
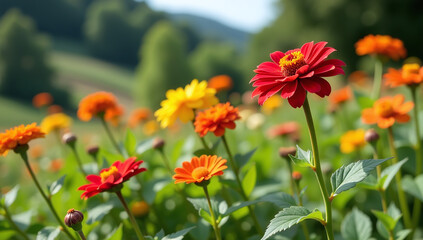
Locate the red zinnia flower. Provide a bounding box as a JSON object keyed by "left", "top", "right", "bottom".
{"left": 78, "top": 157, "right": 146, "bottom": 199}
{"left": 194, "top": 102, "right": 241, "bottom": 137}
{"left": 251, "top": 41, "right": 345, "bottom": 108}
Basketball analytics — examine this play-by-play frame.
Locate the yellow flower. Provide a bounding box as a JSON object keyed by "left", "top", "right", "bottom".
{"left": 340, "top": 129, "right": 366, "bottom": 153}
{"left": 143, "top": 120, "right": 159, "bottom": 136}
{"left": 261, "top": 95, "right": 283, "bottom": 114}
{"left": 155, "top": 79, "right": 218, "bottom": 128}
{"left": 41, "top": 113, "right": 72, "bottom": 134}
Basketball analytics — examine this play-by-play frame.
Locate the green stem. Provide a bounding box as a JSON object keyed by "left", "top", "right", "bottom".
{"left": 221, "top": 135, "right": 263, "bottom": 235}
{"left": 302, "top": 98, "right": 334, "bottom": 240}
{"left": 202, "top": 185, "right": 222, "bottom": 240}
{"left": 371, "top": 58, "right": 383, "bottom": 99}
{"left": 2, "top": 204, "right": 30, "bottom": 240}
{"left": 157, "top": 149, "right": 173, "bottom": 175}
{"left": 410, "top": 86, "right": 422, "bottom": 238}
{"left": 294, "top": 181, "right": 310, "bottom": 240}
{"left": 387, "top": 127, "right": 412, "bottom": 229}
{"left": 18, "top": 151, "right": 76, "bottom": 240}
{"left": 77, "top": 230, "right": 87, "bottom": 240}
{"left": 285, "top": 158, "right": 296, "bottom": 195}
{"left": 116, "top": 191, "right": 145, "bottom": 240}
{"left": 70, "top": 145, "right": 87, "bottom": 177}
{"left": 100, "top": 117, "right": 122, "bottom": 155}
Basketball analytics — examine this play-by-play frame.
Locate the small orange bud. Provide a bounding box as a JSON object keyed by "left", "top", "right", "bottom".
{"left": 131, "top": 201, "right": 149, "bottom": 218}
{"left": 292, "top": 171, "right": 302, "bottom": 181}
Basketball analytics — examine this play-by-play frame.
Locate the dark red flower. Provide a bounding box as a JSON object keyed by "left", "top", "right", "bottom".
{"left": 251, "top": 41, "right": 345, "bottom": 108}
{"left": 78, "top": 157, "right": 146, "bottom": 199}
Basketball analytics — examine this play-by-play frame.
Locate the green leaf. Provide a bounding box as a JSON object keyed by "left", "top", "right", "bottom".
{"left": 330, "top": 158, "right": 390, "bottom": 196}
{"left": 136, "top": 138, "right": 154, "bottom": 155}
{"left": 187, "top": 198, "right": 218, "bottom": 217}
{"left": 402, "top": 174, "right": 423, "bottom": 201}
{"left": 235, "top": 148, "right": 257, "bottom": 169}
{"left": 193, "top": 148, "right": 214, "bottom": 157}
{"left": 262, "top": 206, "right": 324, "bottom": 240}
{"left": 199, "top": 208, "right": 212, "bottom": 224}
{"left": 47, "top": 175, "right": 66, "bottom": 196}
{"left": 86, "top": 203, "right": 114, "bottom": 224}
{"left": 242, "top": 164, "right": 257, "bottom": 197}
{"left": 258, "top": 192, "right": 296, "bottom": 208}
{"left": 356, "top": 96, "right": 375, "bottom": 110}
{"left": 379, "top": 158, "right": 408, "bottom": 190}
{"left": 106, "top": 224, "right": 123, "bottom": 240}
{"left": 396, "top": 229, "right": 412, "bottom": 240}
{"left": 4, "top": 185, "right": 19, "bottom": 207}
{"left": 155, "top": 229, "right": 165, "bottom": 239}
{"left": 372, "top": 210, "right": 400, "bottom": 231}
{"left": 12, "top": 210, "right": 33, "bottom": 231}
{"left": 36, "top": 226, "right": 61, "bottom": 240}
{"left": 124, "top": 129, "right": 137, "bottom": 156}
{"left": 341, "top": 208, "right": 372, "bottom": 240}
{"left": 219, "top": 179, "right": 238, "bottom": 188}
{"left": 289, "top": 145, "right": 313, "bottom": 168}
{"left": 163, "top": 226, "right": 196, "bottom": 240}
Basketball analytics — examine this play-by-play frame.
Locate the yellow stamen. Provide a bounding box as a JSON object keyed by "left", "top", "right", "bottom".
{"left": 402, "top": 63, "right": 420, "bottom": 79}
{"left": 100, "top": 166, "right": 119, "bottom": 182}
{"left": 375, "top": 101, "right": 394, "bottom": 118}
{"left": 279, "top": 51, "right": 306, "bottom": 76}
{"left": 192, "top": 167, "right": 209, "bottom": 181}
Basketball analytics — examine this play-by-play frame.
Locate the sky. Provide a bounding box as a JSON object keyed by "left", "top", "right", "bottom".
{"left": 146, "top": 0, "right": 279, "bottom": 33}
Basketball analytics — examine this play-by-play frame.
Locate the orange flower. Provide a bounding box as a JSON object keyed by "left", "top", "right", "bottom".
{"left": 105, "top": 105, "right": 124, "bottom": 126}
{"left": 32, "top": 92, "right": 53, "bottom": 108}
{"left": 49, "top": 158, "right": 63, "bottom": 172}
{"left": 47, "top": 105, "right": 63, "bottom": 114}
{"left": 194, "top": 102, "right": 240, "bottom": 137}
{"left": 208, "top": 75, "right": 233, "bottom": 92}
{"left": 348, "top": 71, "right": 371, "bottom": 87}
{"left": 267, "top": 122, "right": 300, "bottom": 141}
{"left": 355, "top": 34, "right": 406, "bottom": 60}
{"left": 143, "top": 120, "right": 159, "bottom": 136}
{"left": 128, "top": 108, "right": 151, "bottom": 128}
{"left": 173, "top": 155, "right": 227, "bottom": 184}
{"left": 29, "top": 145, "right": 44, "bottom": 159}
{"left": 362, "top": 94, "right": 413, "bottom": 128}
{"left": 384, "top": 63, "right": 423, "bottom": 88}
{"left": 77, "top": 92, "right": 121, "bottom": 121}
{"left": 329, "top": 86, "right": 352, "bottom": 109}
{"left": 0, "top": 123, "right": 45, "bottom": 155}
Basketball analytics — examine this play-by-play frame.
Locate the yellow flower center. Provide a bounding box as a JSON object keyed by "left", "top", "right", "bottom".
{"left": 192, "top": 167, "right": 209, "bottom": 181}
{"left": 375, "top": 101, "right": 394, "bottom": 118}
{"left": 402, "top": 63, "right": 420, "bottom": 79}
{"left": 279, "top": 51, "right": 306, "bottom": 76}
{"left": 100, "top": 166, "right": 119, "bottom": 182}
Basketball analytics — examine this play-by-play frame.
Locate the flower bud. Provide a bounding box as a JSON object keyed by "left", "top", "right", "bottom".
{"left": 131, "top": 201, "right": 149, "bottom": 218}
{"left": 365, "top": 129, "right": 379, "bottom": 143}
{"left": 62, "top": 133, "right": 77, "bottom": 145}
{"left": 87, "top": 145, "right": 99, "bottom": 156}
{"left": 64, "top": 208, "right": 84, "bottom": 231}
{"left": 152, "top": 137, "right": 165, "bottom": 150}
{"left": 292, "top": 171, "right": 302, "bottom": 181}
{"left": 279, "top": 146, "right": 296, "bottom": 158}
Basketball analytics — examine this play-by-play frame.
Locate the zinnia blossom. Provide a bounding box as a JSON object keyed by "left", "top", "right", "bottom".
{"left": 128, "top": 108, "right": 151, "bottom": 128}
{"left": 208, "top": 75, "right": 233, "bottom": 92}
{"left": 78, "top": 157, "right": 146, "bottom": 199}
{"left": 340, "top": 129, "right": 366, "bottom": 153}
{"left": 155, "top": 79, "right": 218, "bottom": 128}
{"left": 0, "top": 123, "right": 45, "bottom": 155}
{"left": 251, "top": 41, "right": 345, "bottom": 108}
{"left": 267, "top": 122, "right": 300, "bottom": 141}
{"left": 362, "top": 94, "right": 413, "bottom": 128}
{"left": 194, "top": 102, "right": 240, "bottom": 137}
{"left": 173, "top": 155, "right": 227, "bottom": 184}
{"left": 32, "top": 92, "right": 53, "bottom": 108}
{"left": 329, "top": 86, "right": 352, "bottom": 110}
{"left": 105, "top": 105, "right": 124, "bottom": 126}
{"left": 355, "top": 34, "right": 406, "bottom": 60}
{"left": 384, "top": 63, "right": 423, "bottom": 88}
{"left": 77, "top": 92, "right": 120, "bottom": 121}
{"left": 40, "top": 113, "right": 72, "bottom": 134}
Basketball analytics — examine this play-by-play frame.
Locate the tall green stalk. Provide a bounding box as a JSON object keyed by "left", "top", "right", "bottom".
{"left": 2, "top": 204, "right": 30, "bottom": 240}
{"left": 302, "top": 98, "right": 334, "bottom": 240}
{"left": 371, "top": 58, "right": 383, "bottom": 99}
{"left": 202, "top": 185, "right": 222, "bottom": 240}
{"left": 100, "top": 117, "right": 122, "bottom": 155}
{"left": 116, "top": 191, "right": 145, "bottom": 240}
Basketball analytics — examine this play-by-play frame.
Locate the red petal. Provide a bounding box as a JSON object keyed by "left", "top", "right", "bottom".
{"left": 306, "top": 42, "right": 327, "bottom": 62}
{"left": 301, "top": 41, "right": 314, "bottom": 59}
{"left": 300, "top": 79, "right": 321, "bottom": 93}
{"left": 314, "top": 78, "right": 331, "bottom": 97}
{"left": 281, "top": 81, "right": 298, "bottom": 98}
{"left": 299, "top": 70, "right": 314, "bottom": 79}
{"left": 258, "top": 84, "right": 284, "bottom": 105}
{"left": 86, "top": 175, "right": 102, "bottom": 184}
{"left": 270, "top": 51, "right": 285, "bottom": 63}
{"left": 297, "top": 65, "right": 310, "bottom": 75}
{"left": 309, "top": 47, "right": 336, "bottom": 68}
{"left": 318, "top": 67, "right": 345, "bottom": 77}
{"left": 288, "top": 86, "right": 307, "bottom": 108}
{"left": 314, "top": 64, "right": 335, "bottom": 75}
{"left": 252, "top": 84, "right": 276, "bottom": 97}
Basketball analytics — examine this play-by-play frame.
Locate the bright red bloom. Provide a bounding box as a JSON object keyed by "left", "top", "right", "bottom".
{"left": 251, "top": 41, "right": 345, "bottom": 108}
{"left": 78, "top": 157, "right": 146, "bottom": 199}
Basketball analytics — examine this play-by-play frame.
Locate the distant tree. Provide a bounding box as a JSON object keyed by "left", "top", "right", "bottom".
{"left": 189, "top": 41, "right": 246, "bottom": 92}
{"left": 0, "top": 9, "right": 69, "bottom": 105}
{"left": 135, "top": 21, "right": 192, "bottom": 109}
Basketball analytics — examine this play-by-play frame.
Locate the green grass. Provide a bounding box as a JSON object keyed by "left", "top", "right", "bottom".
{"left": 0, "top": 97, "right": 46, "bottom": 128}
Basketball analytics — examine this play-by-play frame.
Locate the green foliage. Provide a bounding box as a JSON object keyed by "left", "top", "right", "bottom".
{"left": 262, "top": 206, "right": 324, "bottom": 240}
{"left": 106, "top": 224, "right": 123, "bottom": 240}
{"left": 372, "top": 210, "right": 400, "bottom": 232}
{"left": 379, "top": 158, "right": 407, "bottom": 191}
{"left": 289, "top": 145, "right": 313, "bottom": 168}
{"left": 47, "top": 175, "right": 66, "bottom": 197}
{"left": 36, "top": 226, "right": 61, "bottom": 240}
{"left": 242, "top": 164, "right": 257, "bottom": 197}
{"left": 3, "top": 185, "right": 19, "bottom": 207}
{"left": 402, "top": 174, "right": 423, "bottom": 201}
{"left": 0, "top": 9, "right": 68, "bottom": 104}
{"left": 135, "top": 21, "right": 192, "bottom": 109}
{"left": 341, "top": 208, "right": 372, "bottom": 240}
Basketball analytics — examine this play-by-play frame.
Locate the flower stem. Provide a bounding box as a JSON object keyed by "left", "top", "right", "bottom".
{"left": 294, "top": 181, "right": 310, "bottom": 240}
{"left": 69, "top": 145, "right": 87, "bottom": 177}
{"left": 18, "top": 151, "right": 76, "bottom": 240}
{"left": 77, "top": 230, "right": 87, "bottom": 240}
{"left": 115, "top": 191, "right": 145, "bottom": 240}
{"left": 221, "top": 135, "right": 263, "bottom": 235}
{"left": 2, "top": 204, "right": 30, "bottom": 240}
{"left": 371, "top": 57, "right": 383, "bottom": 99}
{"left": 372, "top": 149, "right": 388, "bottom": 213}
{"left": 302, "top": 98, "right": 334, "bottom": 240}
{"left": 100, "top": 117, "right": 122, "bottom": 155}
{"left": 387, "top": 127, "right": 412, "bottom": 229}
{"left": 202, "top": 185, "right": 222, "bottom": 240}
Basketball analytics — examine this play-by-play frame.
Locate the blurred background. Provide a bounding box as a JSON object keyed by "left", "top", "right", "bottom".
{"left": 0, "top": 0, "right": 422, "bottom": 128}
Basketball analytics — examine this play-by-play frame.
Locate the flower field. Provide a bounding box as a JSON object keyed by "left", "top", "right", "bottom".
{"left": 1, "top": 36, "right": 423, "bottom": 240}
